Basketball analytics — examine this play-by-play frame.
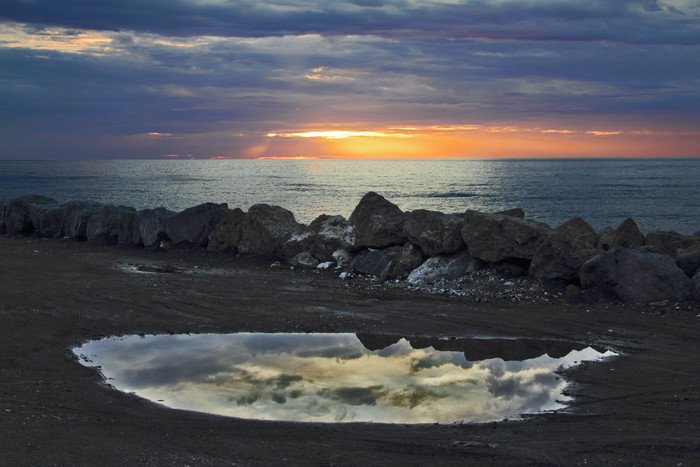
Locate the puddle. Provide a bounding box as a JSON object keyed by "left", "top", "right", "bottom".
{"left": 74, "top": 333, "right": 616, "bottom": 424}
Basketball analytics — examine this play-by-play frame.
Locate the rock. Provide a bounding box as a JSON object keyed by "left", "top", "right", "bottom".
{"left": 350, "top": 249, "right": 392, "bottom": 276}
{"left": 580, "top": 247, "right": 693, "bottom": 303}
{"left": 289, "top": 251, "right": 319, "bottom": 269}
{"left": 391, "top": 242, "right": 426, "bottom": 277}
{"left": 310, "top": 215, "right": 355, "bottom": 260}
{"left": 556, "top": 217, "right": 598, "bottom": 249}
{"left": 643, "top": 231, "right": 700, "bottom": 257}
{"left": 237, "top": 204, "right": 304, "bottom": 258}
{"left": 611, "top": 218, "right": 644, "bottom": 249}
{"left": 0, "top": 199, "right": 7, "bottom": 234}
{"left": 4, "top": 195, "right": 57, "bottom": 236}
{"left": 332, "top": 249, "right": 353, "bottom": 268}
{"left": 207, "top": 208, "right": 246, "bottom": 252}
{"left": 137, "top": 207, "right": 175, "bottom": 247}
{"left": 403, "top": 209, "right": 465, "bottom": 256}
{"left": 166, "top": 202, "right": 228, "bottom": 248}
{"left": 349, "top": 192, "right": 406, "bottom": 249}
{"left": 564, "top": 284, "right": 584, "bottom": 303}
{"left": 597, "top": 226, "right": 616, "bottom": 251}
{"left": 529, "top": 232, "right": 599, "bottom": 281}
{"left": 460, "top": 210, "right": 552, "bottom": 263}
{"left": 406, "top": 251, "right": 481, "bottom": 286}
{"left": 693, "top": 271, "right": 700, "bottom": 298}
{"left": 676, "top": 243, "right": 700, "bottom": 277}
{"left": 36, "top": 205, "right": 66, "bottom": 238}
{"left": 86, "top": 205, "right": 139, "bottom": 245}
{"left": 59, "top": 201, "right": 104, "bottom": 239}
{"left": 496, "top": 208, "right": 525, "bottom": 218}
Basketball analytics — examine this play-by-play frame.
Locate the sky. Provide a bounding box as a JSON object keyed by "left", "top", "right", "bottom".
{"left": 1, "top": 0, "right": 699, "bottom": 159}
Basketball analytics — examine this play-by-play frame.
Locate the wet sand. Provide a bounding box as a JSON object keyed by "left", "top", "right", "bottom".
{"left": 1, "top": 236, "right": 699, "bottom": 465}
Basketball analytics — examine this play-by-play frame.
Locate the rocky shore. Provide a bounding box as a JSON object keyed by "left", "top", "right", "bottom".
{"left": 2, "top": 192, "right": 699, "bottom": 306}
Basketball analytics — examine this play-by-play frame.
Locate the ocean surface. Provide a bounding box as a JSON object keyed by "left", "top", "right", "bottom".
{"left": 1, "top": 158, "right": 698, "bottom": 235}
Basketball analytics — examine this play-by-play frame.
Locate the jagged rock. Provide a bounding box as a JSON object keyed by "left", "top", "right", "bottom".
{"left": 4, "top": 195, "right": 57, "bottom": 236}
{"left": 207, "top": 208, "right": 246, "bottom": 252}
{"left": 237, "top": 204, "right": 304, "bottom": 258}
{"left": 332, "top": 249, "right": 353, "bottom": 268}
{"left": 597, "top": 226, "right": 616, "bottom": 250}
{"left": 137, "top": 207, "right": 175, "bottom": 247}
{"left": 461, "top": 210, "right": 552, "bottom": 263}
{"left": 403, "top": 209, "right": 465, "bottom": 256}
{"left": 349, "top": 192, "right": 406, "bottom": 250}
{"left": 693, "top": 271, "right": 700, "bottom": 298}
{"left": 166, "top": 202, "right": 228, "bottom": 248}
{"left": 59, "top": 201, "right": 104, "bottom": 239}
{"left": 289, "top": 251, "right": 319, "bottom": 269}
{"left": 406, "top": 251, "right": 481, "bottom": 286}
{"left": 391, "top": 242, "right": 426, "bottom": 277}
{"left": 310, "top": 215, "right": 355, "bottom": 260}
{"left": 556, "top": 217, "right": 598, "bottom": 249}
{"left": 529, "top": 231, "right": 599, "bottom": 281}
{"left": 496, "top": 208, "right": 525, "bottom": 218}
{"left": 580, "top": 247, "right": 693, "bottom": 303}
{"left": 676, "top": 243, "right": 700, "bottom": 277}
{"left": 0, "top": 199, "right": 7, "bottom": 234}
{"left": 611, "top": 218, "right": 644, "bottom": 249}
{"left": 350, "top": 249, "right": 392, "bottom": 276}
{"left": 86, "top": 205, "right": 139, "bottom": 245}
{"left": 643, "top": 231, "right": 700, "bottom": 257}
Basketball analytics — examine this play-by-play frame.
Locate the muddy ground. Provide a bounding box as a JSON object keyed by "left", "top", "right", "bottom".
{"left": 1, "top": 236, "right": 699, "bottom": 465}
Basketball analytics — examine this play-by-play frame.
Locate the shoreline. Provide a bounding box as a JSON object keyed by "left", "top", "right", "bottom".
{"left": 1, "top": 236, "right": 699, "bottom": 465}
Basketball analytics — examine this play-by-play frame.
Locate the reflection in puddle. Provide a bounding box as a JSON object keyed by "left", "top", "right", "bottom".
{"left": 74, "top": 333, "right": 615, "bottom": 424}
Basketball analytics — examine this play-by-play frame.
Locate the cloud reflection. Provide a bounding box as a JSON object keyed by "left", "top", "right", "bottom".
{"left": 75, "top": 333, "right": 615, "bottom": 424}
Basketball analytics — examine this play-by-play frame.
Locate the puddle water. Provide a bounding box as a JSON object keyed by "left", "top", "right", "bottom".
{"left": 74, "top": 333, "right": 616, "bottom": 424}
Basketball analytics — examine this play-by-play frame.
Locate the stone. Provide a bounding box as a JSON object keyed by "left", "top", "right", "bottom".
{"left": 403, "top": 209, "right": 465, "bottom": 256}
{"left": 580, "top": 247, "right": 693, "bottom": 303}
{"left": 207, "top": 208, "right": 246, "bottom": 252}
{"left": 556, "top": 217, "right": 598, "bottom": 249}
{"left": 693, "top": 271, "right": 700, "bottom": 298}
{"left": 564, "top": 284, "right": 584, "bottom": 303}
{"left": 166, "top": 202, "right": 228, "bottom": 248}
{"left": 310, "top": 215, "right": 355, "bottom": 260}
{"left": 332, "top": 249, "right": 353, "bottom": 268}
{"left": 86, "top": 205, "right": 139, "bottom": 245}
{"left": 675, "top": 243, "right": 700, "bottom": 277}
{"left": 289, "top": 251, "right": 319, "bottom": 269}
{"left": 460, "top": 210, "right": 552, "bottom": 263}
{"left": 350, "top": 249, "right": 392, "bottom": 276}
{"left": 4, "top": 195, "right": 57, "bottom": 236}
{"left": 496, "top": 208, "right": 525, "bottom": 218}
{"left": 349, "top": 192, "right": 406, "bottom": 249}
{"left": 406, "top": 251, "right": 481, "bottom": 286}
{"left": 59, "top": 201, "right": 104, "bottom": 239}
{"left": 36, "top": 205, "right": 66, "bottom": 238}
{"left": 611, "top": 218, "right": 644, "bottom": 249}
{"left": 597, "top": 226, "right": 616, "bottom": 251}
{"left": 0, "top": 199, "right": 7, "bottom": 234}
{"left": 529, "top": 232, "right": 599, "bottom": 281}
{"left": 137, "top": 207, "right": 175, "bottom": 247}
{"left": 237, "top": 204, "right": 304, "bottom": 258}
{"left": 644, "top": 231, "right": 700, "bottom": 257}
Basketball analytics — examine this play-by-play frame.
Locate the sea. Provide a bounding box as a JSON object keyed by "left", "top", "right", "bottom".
{"left": 1, "top": 158, "right": 698, "bottom": 235}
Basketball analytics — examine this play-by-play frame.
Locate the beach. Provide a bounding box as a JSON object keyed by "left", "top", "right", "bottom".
{"left": 1, "top": 236, "right": 698, "bottom": 465}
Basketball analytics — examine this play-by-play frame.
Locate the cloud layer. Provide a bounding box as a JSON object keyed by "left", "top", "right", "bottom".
{"left": 1, "top": 0, "right": 699, "bottom": 158}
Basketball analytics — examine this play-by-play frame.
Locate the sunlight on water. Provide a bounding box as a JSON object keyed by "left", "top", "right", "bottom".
{"left": 74, "top": 333, "right": 616, "bottom": 424}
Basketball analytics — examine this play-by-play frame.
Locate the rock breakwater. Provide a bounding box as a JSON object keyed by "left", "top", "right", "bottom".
{"left": 2, "top": 192, "right": 699, "bottom": 305}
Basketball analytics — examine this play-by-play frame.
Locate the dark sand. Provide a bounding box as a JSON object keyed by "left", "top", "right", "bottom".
{"left": 1, "top": 236, "right": 699, "bottom": 465}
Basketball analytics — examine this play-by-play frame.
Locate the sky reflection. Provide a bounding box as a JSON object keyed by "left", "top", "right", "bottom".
{"left": 74, "top": 333, "right": 615, "bottom": 424}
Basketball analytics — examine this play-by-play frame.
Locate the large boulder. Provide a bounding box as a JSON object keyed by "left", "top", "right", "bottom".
{"left": 403, "top": 209, "right": 465, "bottom": 256}
{"left": 556, "top": 217, "right": 598, "bottom": 249}
{"left": 310, "top": 214, "right": 355, "bottom": 260}
{"left": 207, "top": 208, "right": 246, "bottom": 252}
{"left": 460, "top": 210, "right": 552, "bottom": 263}
{"left": 643, "top": 231, "right": 700, "bottom": 257}
{"left": 675, "top": 243, "right": 700, "bottom": 277}
{"left": 86, "top": 205, "right": 139, "bottom": 245}
{"left": 597, "top": 226, "right": 616, "bottom": 250}
{"left": 36, "top": 205, "right": 65, "bottom": 238}
{"left": 349, "top": 192, "right": 406, "bottom": 250}
{"left": 384, "top": 242, "right": 425, "bottom": 278}
{"left": 166, "top": 202, "right": 228, "bottom": 248}
{"left": 4, "top": 195, "right": 57, "bottom": 236}
{"left": 406, "top": 251, "right": 481, "bottom": 286}
{"left": 59, "top": 201, "right": 104, "bottom": 239}
{"left": 237, "top": 204, "right": 304, "bottom": 258}
{"left": 580, "top": 247, "right": 694, "bottom": 303}
{"left": 350, "top": 249, "right": 393, "bottom": 276}
{"left": 611, "top": 218, "right": 644, "bottom": 249}
{"left": 137, "top": 207, "right": 175, "bottom": 247}
{"left": 0, "top": 199, "right": 7, "bottom": 234}
{"left": 529, "top": 232, "right": 599, "bottom": 281}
